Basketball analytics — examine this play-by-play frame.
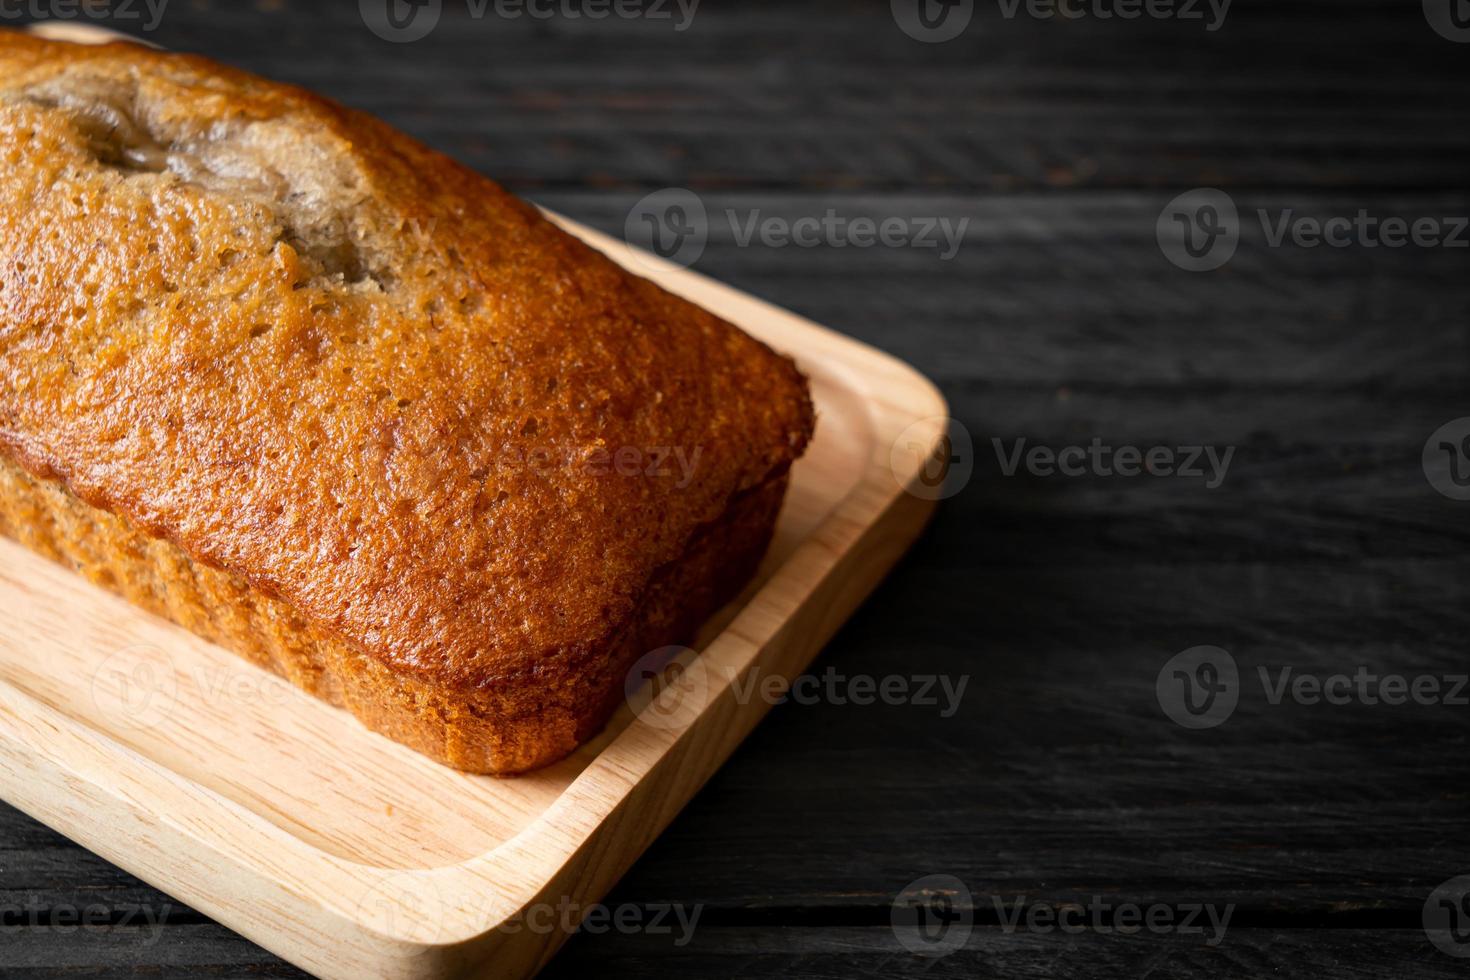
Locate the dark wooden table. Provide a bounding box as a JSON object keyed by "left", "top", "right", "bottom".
{"left": 3, "top": 1, "right": 1468, "bottom": 976}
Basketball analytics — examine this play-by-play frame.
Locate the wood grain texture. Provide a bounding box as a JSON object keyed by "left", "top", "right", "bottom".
{"left": 126, "top": 2, "right": 1470, "bottom": 193}
{"left": 4, "top": 0, "right": 1469, "bottom": 977}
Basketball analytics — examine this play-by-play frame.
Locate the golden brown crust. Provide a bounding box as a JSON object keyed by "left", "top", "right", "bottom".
{"left": 0, "top": 33, "right": 813, "bottom": 772}
{"left": 0, "top": 455, "right": 785, "bottom": 773}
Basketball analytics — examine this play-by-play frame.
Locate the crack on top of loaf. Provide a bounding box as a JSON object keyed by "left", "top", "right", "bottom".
{"left": 11, "top": 72, "right": 167, "bottom": 173}
{"left": 8, "top": 70, "right": 396, "bottom": 293}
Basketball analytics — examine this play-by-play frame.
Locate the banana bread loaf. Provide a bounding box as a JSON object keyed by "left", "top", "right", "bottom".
{"left": 0, "top": 32, "right": 813, "bottom": 774}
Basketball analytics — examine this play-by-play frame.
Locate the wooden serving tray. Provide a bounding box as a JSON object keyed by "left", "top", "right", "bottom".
{"left": 0, "top": 29, "right": 948, "bottom": 978}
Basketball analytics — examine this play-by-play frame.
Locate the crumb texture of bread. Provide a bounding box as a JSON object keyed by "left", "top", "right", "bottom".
{"left": 0, "top": 32, "right": 813, "bottom": 773}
